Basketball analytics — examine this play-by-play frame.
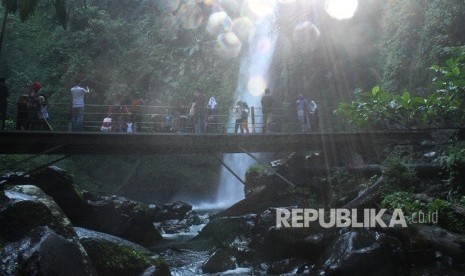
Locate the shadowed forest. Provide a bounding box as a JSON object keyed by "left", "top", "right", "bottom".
{"left": 1, "top": 0, "right": 465, "bottom": 204}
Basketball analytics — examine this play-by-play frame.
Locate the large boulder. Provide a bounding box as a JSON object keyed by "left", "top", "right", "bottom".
{"left": 154, "top": 201, "right": 193, "bottom": 222}
{"left": 318, "top": 229, "right": 410, "bottom": 275}
{"left": 23, "top": 167, "right": 163, "bottom": 246}
{"left": 31, "top": 166, "right": 91, "bottom": 222}
{"left": 84, "top": 195, "right": 163, "bottom": 246}
{"left": 75, "top": 227, "right": 170, "bottom": 276}
{"left": 0, "top": 185, "right": 97, "bottom": 275}
{"left": 202, "top": 248, "right": 236, "bottom": 273}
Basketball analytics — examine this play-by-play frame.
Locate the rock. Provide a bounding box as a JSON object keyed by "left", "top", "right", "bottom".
{"left": 154, "top": 201, "right": 192, "bottom": 222}
{"left": 202, "top": 249, "right": 236, "bottom": 273}
{"left": 0, "top": 186, "right": 97, "bottom": 275}
{"left": 0, "top": 185, "right": 76, "bottom": 240}
{"left": 6, "top": 167, "right": 163, "bottom": 246}
{"left": 75, "top": 227, "right": 170, "bottom": 276}
{"left": 85, "top": 195, "right": 163, "bottom": 246}
{"left": 31, "top": 166, "right": 92, "bottom": 223}
{"left": 258, "top": 225, "right": 329, "bottom": 262}
{"left": 265, "top": 258, "right": 309, "bottom": 275}
{"left": 193, "top": 215, "right": 256, "bottom": 246}
{"left": 157, "top": 219, "right": 190, "bottom": 234}
{"left": 319, "top": 229, "right": 410, "bottom": 276}
{"left": 141, "top": 264, "right": 171, "bottom": 276}
{"left": 185, "top": 210, "right": 203, "bottom": 226}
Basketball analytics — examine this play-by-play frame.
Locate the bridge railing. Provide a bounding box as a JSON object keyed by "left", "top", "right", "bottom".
{"left": 9, "top": 102, "right": 342, "bottom": 133}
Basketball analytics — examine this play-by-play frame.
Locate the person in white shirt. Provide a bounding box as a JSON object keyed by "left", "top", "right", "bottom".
{"left": 70, "top": 79, "right": 89, "bottom": 131}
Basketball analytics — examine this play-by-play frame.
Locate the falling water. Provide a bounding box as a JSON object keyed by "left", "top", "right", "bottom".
{"left": 214, "top": 9, "right": 278, "bottom": 208}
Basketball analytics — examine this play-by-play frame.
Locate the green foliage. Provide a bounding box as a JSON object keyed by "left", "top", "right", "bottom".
{"left": 381, "top": 153, "right": 418, "bottom": 192}
{"left": 335, "top": 86, "right": 427, "bottom": 129}
{"left": 382, "top": 191, "right": 465, "bottom": 233}
{"left": 438, "top": 141, "right": 465, "bottom": 195}
{"left": 336, "top": 45, "right": 465, "bottom": 129}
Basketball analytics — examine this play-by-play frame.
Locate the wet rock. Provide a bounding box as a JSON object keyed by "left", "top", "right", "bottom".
{"left": 154, "top": 201, "right": 192, "bottom": 222}
{"left": 0, "top": 185, "right": 76, "bottom": 240}
{"left": 157, "top": 219, "right": 190, "bottom": 234}
{"left": 141, "top": 264, "right": 171, "bottom": 276}
{"left": 75, "top": 227, "right": 169, "bottom": 276}
{"left": 202, "top": 248, "right": 236, "bottom": 273}
{"left": 319, "top": 229, "right": 410, "bottom": 276}
{"left": 31, "top": 166, "right": 92, "bottom": 223}
{"left": 5, "top": 167, "right": 162, "bottom": 246}
{"left": 185, "top": 210, "right": 203, "bottom": 226}
{"left": 85, "top": 195, "right": 163, "bottom": 246}
{"left": 0, "top": 185, "right": 97, "bottom": 275}
{"left": 265, "top": 258, "right": 309, "bottom": 275}
{"left": 193, "top": 215, "right": 256, "bottom": 246}
{"left": 258, "top": 225, "right": 329, "bottom": 262}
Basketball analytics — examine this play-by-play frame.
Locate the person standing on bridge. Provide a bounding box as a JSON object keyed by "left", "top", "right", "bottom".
{"left": 70, "top": 79, "right": 89, "bottom": 131}
{"left": 234, "top": 100, "right": 243, "bottom": 133}
{"left": 261, "top": 88, "right": 273, "bottom": 133}
{"left": 0, "top": 78, "right": 9, "bottom": 130}
{"left": 296, "top": 93, "right": 309, "bottom": 132}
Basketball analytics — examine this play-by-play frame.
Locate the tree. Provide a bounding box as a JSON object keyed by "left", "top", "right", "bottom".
{"left": 0, "top": 0, "right": 68, "bottom": 54}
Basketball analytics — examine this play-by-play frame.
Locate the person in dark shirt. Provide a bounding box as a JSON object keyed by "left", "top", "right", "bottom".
{"left": 261, "top": 88, "right": 273, "bottom": 133}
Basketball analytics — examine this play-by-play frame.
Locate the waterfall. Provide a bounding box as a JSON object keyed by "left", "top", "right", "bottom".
{"left": 214, "top": 9, "right": 278, "bottom": 208}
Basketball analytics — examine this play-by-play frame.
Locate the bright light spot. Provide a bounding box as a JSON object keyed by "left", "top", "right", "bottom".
{"left": 278, "top": 0, "right": 295, "bottom": 4}
{"left": 204, "top": 0, "right": 215, "bottom": 6}
{"left": 292, "top": 21, "right": 320, "bottom": 52}
{"left": 177, "top": 1, "right": 203, "bottom": 29}
{"left": 232, "top": 17, "right": 255, "bottom": 43}
{"left": 157, "top": 0, "right": 180, "bottom": 13}
{"left": 216, "top": 32, "right": 242, "bottom": 58}
{"left": 247, "top": 76, "right": 267, "bottom": 96}
{"left": 324, "top": 0, "right": 358, "bottom": 20}
{"left": 244, "top": 0, "right": 276, "bottom": 18}
{"left": 207, "top": 12, "right": 233, "bottom": 35}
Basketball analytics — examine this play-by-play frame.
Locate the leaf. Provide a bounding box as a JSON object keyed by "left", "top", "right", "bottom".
{"left": 402, "top": 91, "right": 410, "bottom": 107}
{"left": 372, "top": 85, "right": 380, "bottom": 96}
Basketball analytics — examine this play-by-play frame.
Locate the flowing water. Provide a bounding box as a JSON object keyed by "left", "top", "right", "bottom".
{"left": 214, "top": 7, "right": 278, "bottom": 209}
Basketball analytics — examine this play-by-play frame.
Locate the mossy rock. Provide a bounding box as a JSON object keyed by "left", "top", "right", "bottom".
{"left": 80, "top": 238, "right": 169, "bottom": 276}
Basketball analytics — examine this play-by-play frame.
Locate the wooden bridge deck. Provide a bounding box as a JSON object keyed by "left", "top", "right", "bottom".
{"left": 0, "top": 130, "right": 446, "bottom": 155}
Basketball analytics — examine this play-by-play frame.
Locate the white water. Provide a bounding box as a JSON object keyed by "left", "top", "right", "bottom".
{"left": 213, "top": 11, "right": 278, "bottom": 209}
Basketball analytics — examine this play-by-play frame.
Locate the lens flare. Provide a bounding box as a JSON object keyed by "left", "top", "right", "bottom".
{"left": 278, "top": 0, "right": 295, "bottom": 4}
{"left": 247, "top": 76, "right": 267, "bottom": 97}
{"left": 242, "top": 0, "right": 277, "bottom": 19}
{"left": 324, "top": 0, "right": 358, "bottom": 20}
{"left": 207, "top": 12, "right": 233, "bottom": 35}
{"left": 204, "top": 0, "right": 215, "bottom": 6}
{"left": 232, "top": 17, "right": 255, "bottom": 43}
{"left": 219, "top": 0, "right": 240, "bottom": 17}
{"left": 216, "top": 32, "right": 242, "bottom": 59}
{"left": 157, "top": 0, "right": 180, "bottom": 13}
{"left": 177, "top": 1, "right": 203, "bottom": 29}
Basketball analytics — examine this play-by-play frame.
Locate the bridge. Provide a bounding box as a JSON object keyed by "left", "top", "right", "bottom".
{"left": 0, "top": 130, "right": 443, "bottom": 155}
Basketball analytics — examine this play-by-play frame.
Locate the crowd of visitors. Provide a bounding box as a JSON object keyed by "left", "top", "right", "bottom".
{"left": 0, "top": 79, "right": 319, "bottom": 133}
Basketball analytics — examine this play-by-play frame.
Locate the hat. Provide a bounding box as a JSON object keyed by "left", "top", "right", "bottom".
{"left": 38, "top": 96, "right": 45, "bottom": 103}
{"left": 31, "top": 81, "right": 42, "bottom": 92}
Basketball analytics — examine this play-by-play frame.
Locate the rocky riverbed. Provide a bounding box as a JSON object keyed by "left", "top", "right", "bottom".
{"left": 2, "top": 143, "right": 465, "bottom": 275}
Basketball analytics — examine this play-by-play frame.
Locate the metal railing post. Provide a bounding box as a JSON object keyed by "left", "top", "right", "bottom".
{"left": 251, "top": 106, "right": 255, "bottom": 133}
